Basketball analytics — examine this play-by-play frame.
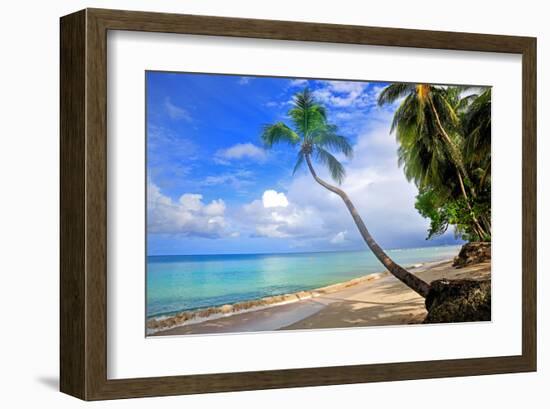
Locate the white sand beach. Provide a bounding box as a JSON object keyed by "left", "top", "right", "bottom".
{"left": 150, "top": 259, "right": 491, "bottom": 336}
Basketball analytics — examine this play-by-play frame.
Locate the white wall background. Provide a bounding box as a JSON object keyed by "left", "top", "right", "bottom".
{"left": 0, "top": 0, "right": 546, "bottom": 407}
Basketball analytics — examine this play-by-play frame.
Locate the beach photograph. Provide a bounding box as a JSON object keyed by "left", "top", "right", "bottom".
{"left": 145, "top": 73, "right": 492, "bottom": 336}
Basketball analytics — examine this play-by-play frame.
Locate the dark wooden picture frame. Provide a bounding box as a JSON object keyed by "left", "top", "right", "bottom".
{"left": 60, "top": 8, "right": 537, "bottom": 400}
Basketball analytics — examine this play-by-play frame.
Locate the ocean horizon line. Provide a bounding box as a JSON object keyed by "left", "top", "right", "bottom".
{"left": 147, "top": 243, "right": 463, "bottom": 258}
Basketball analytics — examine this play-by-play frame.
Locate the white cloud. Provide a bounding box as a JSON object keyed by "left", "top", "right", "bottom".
{"left": 312, "top": 80, "right": 367, "bottom": 108}
{"left": 330, "top": 231, "right": 348, "bottom": 244}
{"left": 203, "top": 200, "right": 227, "bottom": 216}
{"left": 264, "top": 100, "right": 293, "bottom": 109}
{"left": 238, "top": 77, "right": 252, "bottom": 85}
{"left": 164, "top": 97, "right": 192, "bottom": 122}
{"left": 289, "top": 79, "right": 308, "bottom": 87}
{"left": 147, "top": 182, "right": 230, "bottom": 238}
{"left": 240, "top": 192, "right": 325, "bottom": 239}
{"left": 309, "top": 80, "right": 388, "bottom": 111}
{"left": 371, "top": 84, "right": 387, "bottom": 101}
{"left": 262, "top": 190, "right": 289, "bottom": 208}
{"left": 215, "top": 143, "right": 267, "bottom": 163}
{"left": 201, "top": 169, "right": 255, "bottom": 189}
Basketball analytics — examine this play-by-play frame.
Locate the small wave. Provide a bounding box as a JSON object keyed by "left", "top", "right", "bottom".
{"left": 146, "top": 271, "right": 387, "bottom": 335}
{"left": 408, "top": 263, "right": 423, "bottom": 269}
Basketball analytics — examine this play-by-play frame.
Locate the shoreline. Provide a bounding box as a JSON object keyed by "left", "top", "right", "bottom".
{"left": 151, "top": 258, "right": 491, "bottom": 336}
{"left": 147, "top": 270, "right": 390, "bottom": 335}
{"left": 147, "top": 258, "right": 456, "bottom": 335}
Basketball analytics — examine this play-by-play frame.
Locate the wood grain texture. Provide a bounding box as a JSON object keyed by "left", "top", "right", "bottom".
{"left": 59, "top": 9, "right": 86, "bottom": 400}
{"left": 59, "top": 8, "right": 537, "bottom": 400}
{"left": 521, "top": 38, "right": 537, "bottom": 370}
{"left": 89, "top": 8, "right": 532, "bottom": 53}
{"left": 85, "top": 9, "right": 109, "bottom": 399}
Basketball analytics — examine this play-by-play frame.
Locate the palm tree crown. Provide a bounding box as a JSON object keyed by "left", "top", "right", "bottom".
{"left": 378, "top": 83, "right": 463, "bottom": 190}
{"left": 261, "top": 89, "right": 353, "bottom": 184}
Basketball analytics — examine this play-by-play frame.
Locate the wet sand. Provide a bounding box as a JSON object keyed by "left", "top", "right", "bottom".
{"left": 152, "top": 259, "right": 491, "bottom": 336}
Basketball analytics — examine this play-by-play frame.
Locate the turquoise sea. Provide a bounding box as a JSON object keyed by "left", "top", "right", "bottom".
{"left": 146, "top": 245, "right": 461, "bottom": 319}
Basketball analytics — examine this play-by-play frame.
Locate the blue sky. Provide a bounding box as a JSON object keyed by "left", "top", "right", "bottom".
{"left": 146, "top": 72, "right": 461, "bottom": 255}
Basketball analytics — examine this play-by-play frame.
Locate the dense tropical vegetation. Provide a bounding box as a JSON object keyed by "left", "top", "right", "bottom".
{"left": 377, "top": 84, "right": 491, "bottom": 243}
{"left": 261, "top": 89, "right": 431, "bottom": 297}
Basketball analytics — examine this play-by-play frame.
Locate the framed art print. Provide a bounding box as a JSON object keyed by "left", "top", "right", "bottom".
{"left": 60, "top": 8, "right": 536, "bottom": 400}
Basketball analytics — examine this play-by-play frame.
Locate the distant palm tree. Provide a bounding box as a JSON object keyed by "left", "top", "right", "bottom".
{"left": 261, "top": 89, "right": 430, "bottom": 298}
{"left": 378, "top": 83, "right": 487, "bottom": 239}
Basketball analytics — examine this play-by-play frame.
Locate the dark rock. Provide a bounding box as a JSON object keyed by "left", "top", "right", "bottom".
{"left": 424, "top": 279, "right": 491, "bottom": 324}
{"left": 453, "top": 242, "right": 491, "bottom": 268}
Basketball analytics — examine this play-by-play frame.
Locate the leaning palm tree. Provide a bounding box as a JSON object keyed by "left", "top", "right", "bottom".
{"left": 378, "top": 83, "right": 487, "bottom": 239}
{"left": 261, "top": 89, "right": 430, "bottom": 298}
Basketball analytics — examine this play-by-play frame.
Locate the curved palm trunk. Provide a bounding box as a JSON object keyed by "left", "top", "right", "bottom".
{"left": 428, "top": 98, "right": 488, "bottom": 239}
{"left": 305, "top": 155, "right": 431, "bottom": 298}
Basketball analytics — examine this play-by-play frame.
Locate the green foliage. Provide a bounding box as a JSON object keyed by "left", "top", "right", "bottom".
{"left": 262, "top": 89, "right": 352, "bottom": 184}
{"left": 415, "top": 188, "right": 485, "bottom": 242}
{"left": 414, "top": 189, "right": 450, "bottom": 238}
{"left": 261, "top": 122, "right": 300, "bottom": 147}
{"left": 462, "top": 88, "right": 492, "bottom": 187}
{"left": 315, "top": 146, "right": 346, "bottom": 184}
{"left": 379, "top": 84, "right": 492, "bottom": 242}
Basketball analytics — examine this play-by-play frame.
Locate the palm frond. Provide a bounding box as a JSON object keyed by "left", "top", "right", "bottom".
{"left": 390, "top": 94, "right": 421, "bottom": 134}
{"left": 312, "top": 125, "right": 353, "bottom": 158}
{"left": 462, "top": 88, "right": 491, "bottom": 168}
{"left": 440, "top": 96, "right": 460, "bottom": 127}
{"left": 377, "top": 83, "right": 416, "bottom": 106}
{"left": 314, "top": 146, "right": 346, "bottom": 184}
{"left": 289, "top": 89, "right": 327, "bottom": 138}
{"left": 455, "top": 93, "right": 478, "bottom": 112}
{"left": 261, "top": 122, "right": 300, "bottom": 148}
{"left": 443, "top": 85, "right": 477, "bottom": 102}
{"left": 292, "top": 151, "right": 306, "bottom": 175}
